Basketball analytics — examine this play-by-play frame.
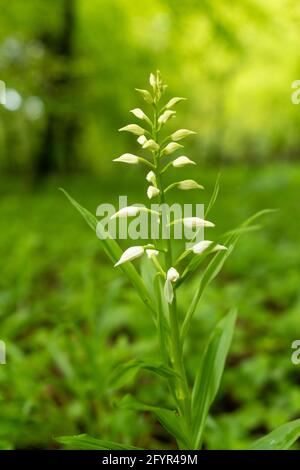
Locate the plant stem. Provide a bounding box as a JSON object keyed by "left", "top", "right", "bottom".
{"left": 152, "top": 102, "right": 192, "bottom": 445}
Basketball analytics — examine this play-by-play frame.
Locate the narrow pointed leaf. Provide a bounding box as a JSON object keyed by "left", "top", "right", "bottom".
{"left": 119, "top": 395, "right": 189, "bottom": 448}
{"left": 57, "top": 434, "right": 142, "bottom": 450}
{"left": 250, "top": 419, "right": 300, "bottom": 450}
{"left": 192, "top": 309, "right": 237, "bottom": 449}
{"left": 60, "top": 189, "right": 155, "bottom": 315}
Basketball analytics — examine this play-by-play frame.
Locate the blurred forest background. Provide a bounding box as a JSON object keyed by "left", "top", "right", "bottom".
{"left": 0, "top": 0, "right": 300, "bottom": 450}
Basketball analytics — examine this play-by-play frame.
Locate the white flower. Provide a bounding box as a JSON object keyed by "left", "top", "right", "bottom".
{"left": 110, "top": 206, "right": 141, "bottom": 219}
{"left": 149, "top": 73, "right": 156, "bottom": 88}
{"left": 119, "top": 124, "right": 145, "bottom": 136}
{"left": 177, "top": 180, "right": 204, "bottom": 190}
{"left": 113, "top": 153, "right": 139, "bottom": 164}
{"left": 143, "top": 139, "right": 159, "bottom": 151}
{"left": 190, "top": 240, "right": 227, "bottom": 255}
{"left": 114, "top": 246, "right": 144, "bottom": 267}
{"left": 137, "top": 135, "right": 147, "bottom": 145}
{"left": 172, "top": 156, "right": 196, "bottom": 168}
{"left": 163, "top": 142, "right": 183, "bottom": 155}
{"left": 165, "top": 97, "right": 186, "bottom": 109}
{"left": 182, "top": 217, "right": 215, "bottom": 228}
{"left": 146, "top": 171, "right": 156, "bottom": 185}
{"left": 147, "top": 186, "right": 160, "bottom": 199}
{"left": 130, "top": 108, "right": 147, "bottom": 120}
{"left": 167, "top": 267, "right": 180, "bottom": 282}
{"left": 135, "top": 88, "right": 153, "bottom": 104}
{"left": 164, "top": 267, "right": 180, "bottom": 304}
{"left": 171, "top": 129, "right": 196, "bottom": 141}
{"left": 158, "top": 110, "right": 176, "bottom": 124}
{"left": 146, "top": 248, "right": 159, "bottom": 259}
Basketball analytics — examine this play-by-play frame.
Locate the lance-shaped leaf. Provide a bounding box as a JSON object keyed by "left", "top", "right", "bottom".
{"left": 191, "top": 309, "right": 237, "bottom": 449}
{"left": 108, "top": 359, "right": 177, "bottom": 389}
{"left": 250, "top": 419, "right": 300, "bottom": 450}
{"left": 60, "top": 189, "right": 155, "bottom": 316}
{"left": 57, "top": 434, "right": 143, "bottom": 450}
{"left": 119, "top": 395, "right": 190, "bottom": 449}
{"left": 179, "top": 209, "right": 275, "bottom": 339}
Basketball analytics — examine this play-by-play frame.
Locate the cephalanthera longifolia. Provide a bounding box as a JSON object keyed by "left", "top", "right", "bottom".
{"left": 59, "top": 73, "right": 300, "bottom": 450}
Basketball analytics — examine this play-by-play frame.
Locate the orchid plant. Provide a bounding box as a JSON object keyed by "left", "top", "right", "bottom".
{"left": 59, "top": 72, "right": 300, "bottom": 450}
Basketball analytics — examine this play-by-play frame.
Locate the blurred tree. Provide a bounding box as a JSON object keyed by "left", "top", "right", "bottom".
{"left": 34, "top": 0, "right": 79, "bottom": 176}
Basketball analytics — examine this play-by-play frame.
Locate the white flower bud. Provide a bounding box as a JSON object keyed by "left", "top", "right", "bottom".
{"left": 158, "top": 110, "right": 176, "bottom": 124}
{"left": 172, "top": 156, "right": 196, "bottom": 168}
{"left": 113, "top": 153, "right": 139, "bottom": 164}
{"left": 137, "top": 135, "right": 147, "bottom": 145}
{"left": 163, "top": 142, "right": 183, "bottom": 155}
{"left": 114, "top": 246, "right": 144, "bottom": 267}
{"left": 165, "top": 97, "right": 186, "bottom": 109}
{"left": 135, "top": 88, "right": 153, "bottom": 104}
{"left": 190, "top": 240, "right": 227, "bottom": 255}
{"left": 130, "top": 108, "right": 147, "bottom": 120}
{"left": 146, "top": 248, "right": 159, "bottom": 259}
{"left": 177, "top": 180, "right": 204, "bottom": 190}
{"left": 143, "top": 139, "right": 159, "bottom": 151}
{"left": 119, "top": 124, "right": 145, "bottom": 136}
{"left": 164, "top": 267, "right": 180, "bottom": 304}
{"left": 182, "top": 217, "right": 215, "bottom": 228}
{"left": 167, "top": 267, "right": 180, "bottom": 283}
{"left": 146, "top": 171, "right": 156, "bottom": 185}
{"left": 149, "top": 73, "right": 156, "bottom": 88}
{"left": 110, "top": 206, "right": 141, "bottom": 219}
{"left": 147, "top": 186, "right": 160, "bottom": 199}
{"left": 171, "top": 129, "right": 196, "bottom": 141}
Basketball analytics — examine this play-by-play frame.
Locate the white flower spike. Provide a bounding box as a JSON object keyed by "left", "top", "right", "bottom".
{"left": 146, "top": 171, "right": 157, "bottom": 185}
{"left": 114, "top": 246, "right": 144, "bottom": 267}
{"left": 130, "top": 108, "right": 147, "bottom": 120}
{"left": 172, "top": 156, "right": 196, "bottom": 168}
{"left": 110, "top": 206, "right": 141, "bottom": 219}
{"left": 113, "top": 153, "right": 139, "bottom": 164}
{"left": 177, "top": 180, "right": 204, "bottom": 190}
{"left": 145, "top": 248, "right": 159, "bottom": 259}
{"left": 190, "top": 240, "right": 227, "bottom": 255}
{"left": 143, "top": 139, "right": 159, "bottom": 152}
{"left": 119, "top": 124, "right": 145, "bottom": 136}
{"left": 171, "top": 129, "right": 196, "bottom": 141}
{"left": 137, "top": 135, "right": 147, "bottom": 146}
{"left": 147, "top": 186, "right": 160, "bottom": 199}
{"left": 182, "top": 217, "right": 215, "bottom": 228}
{"left": 164, "top": 267, "right": 180, "bottom": 304}
{"left": 149, "top": 73, "right": 156, "bottom": 88}
{"left": 165, "top": 97, "right": 186, "bottom": 109}
{"left": 158, "top": 110, "right": 176, "bottom": 124}
{"left": 163, "top": 142, "right": 183, "bottom": 155}
{"left": 167, "top": 267, "right": 180, "bottom": 282}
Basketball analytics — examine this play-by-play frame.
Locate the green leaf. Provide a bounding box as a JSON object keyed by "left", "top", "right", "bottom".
{"left": 191, "top": 309, "right": 237, "bottom": 449}
{"left": 250, "top": 419, "right": 300, "bottom": 450}
{"left": 119, "top": 395, "right": 189, "bottom": 449}
{"left": 108, "top": 359, "right": 177, "bottom": 389}
{"left": 205, "top": 173, "right": 221, "bottom": 217}
{"left": 180, "top": 209, "right": 275, "bottom": 339}
{"left": 181, "top": 245, "right": 233, "bottom": 339}
{"left": 57, "top": 434, "right": 142, "bottom": 450}
{"left": 60, "top": 189, "right": 155, "bottom": 316}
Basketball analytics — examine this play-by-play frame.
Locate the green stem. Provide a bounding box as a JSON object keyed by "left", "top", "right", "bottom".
{"left": 152, "top": 102, "right": 192, "bottom": 445}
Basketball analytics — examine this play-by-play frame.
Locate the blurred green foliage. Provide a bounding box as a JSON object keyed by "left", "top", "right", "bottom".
{"left": 1, "top": 0, "right": 300, "bottom": 174}
{"left": 0, "top": 165, "right": 300, "bottom": 449}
